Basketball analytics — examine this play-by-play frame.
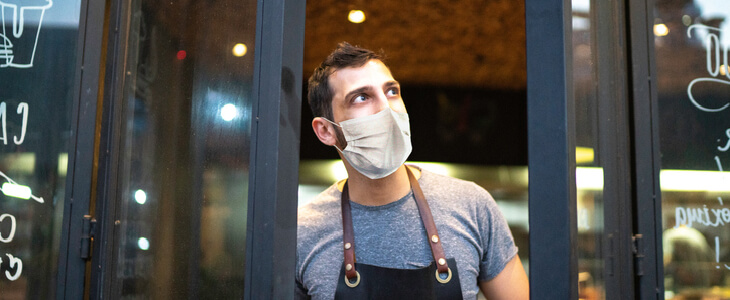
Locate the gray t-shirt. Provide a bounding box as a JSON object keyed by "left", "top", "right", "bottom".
{"left": 296, "top": 169, "right": 518, "bottom": 299}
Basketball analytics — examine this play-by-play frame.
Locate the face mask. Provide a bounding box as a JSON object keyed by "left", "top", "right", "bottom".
{"left": 324, "top": 107, "right": 412, "bottom": 179}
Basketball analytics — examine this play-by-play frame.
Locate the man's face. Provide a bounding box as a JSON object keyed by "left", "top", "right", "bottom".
{"left": 329, "top": 59, "right": 406, "bottom": 124}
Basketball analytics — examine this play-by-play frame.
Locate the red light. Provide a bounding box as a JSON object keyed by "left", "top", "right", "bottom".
{"left": 176, "top": 50, "right": 187, "bottom": 60}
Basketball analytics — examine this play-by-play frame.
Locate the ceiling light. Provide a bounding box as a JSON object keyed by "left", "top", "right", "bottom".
{"left": 654, "top": 23, "right": 669, "bottom": 37}
{"left": 232, "top": 43, "right": 247, "bottom": 57}
{"left": 660, "top": 170, "right": 730, "bottom": 192}
{"left": 135, "top": 189, "right": 147, "bottom": 205}
{"left": 221, "top": 103, "right": 239, "bottom": 122}
{"left": 138, "top": 237, "right": 150, "bottom": 250}
{"left": 348, "top": 10, "right": 365, "bottom": 24}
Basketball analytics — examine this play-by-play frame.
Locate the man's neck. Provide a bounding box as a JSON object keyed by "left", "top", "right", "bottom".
{"left": 343, "top": 164, "right": 415, "bottom": 206}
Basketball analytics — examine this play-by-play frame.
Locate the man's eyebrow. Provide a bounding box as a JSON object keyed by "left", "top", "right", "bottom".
{"left": 384, "top": 80, "right": 400, "bottom": 88}
{"left": 344, "top": 86, "right": 373, "bottom": 101}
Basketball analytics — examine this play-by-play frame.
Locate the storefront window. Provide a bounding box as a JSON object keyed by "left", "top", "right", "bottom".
{"left": 655, "top": 0, "right": 730, "bottom": 298}
{"left": 0, "top": 0, "right": 80, "bottom": 297}
{"left": 109, "top": 0, "right": 256, "bottom": 298}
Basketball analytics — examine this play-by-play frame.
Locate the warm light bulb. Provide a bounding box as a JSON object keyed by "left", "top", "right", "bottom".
{"left": 232, "top": 43, "right": 247, "bottom": 57}
{"left": 348, "top": 10, "right": 366, "bottom": 24}
{"left": 654, "top": 23, "right": 669, "bottom": 37}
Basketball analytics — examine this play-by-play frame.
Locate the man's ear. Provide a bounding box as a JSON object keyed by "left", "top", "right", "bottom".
{"left": 312, "top": 117, "right": 338, "bottom": 146}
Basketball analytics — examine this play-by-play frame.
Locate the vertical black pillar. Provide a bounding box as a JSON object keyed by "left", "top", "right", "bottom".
{"left": 525, "top": 0, "right": 578, "bottom": 298}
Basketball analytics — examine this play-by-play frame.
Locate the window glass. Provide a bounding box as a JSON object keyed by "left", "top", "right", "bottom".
{"left": 0, "top": 0, "right": 81, "bottom": 297}
{"left": 572, "top": 0, "right": 606, "bottom": 298}
{"left": 655, "top": 1, "right": 730, "bottom": 298}
{"left": 110, "top": 0, "right": 256, "bottom": 297}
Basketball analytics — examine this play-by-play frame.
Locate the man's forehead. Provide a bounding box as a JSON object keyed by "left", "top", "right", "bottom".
{"left": 330, "top": 60, "right": 394, "bottom": 91}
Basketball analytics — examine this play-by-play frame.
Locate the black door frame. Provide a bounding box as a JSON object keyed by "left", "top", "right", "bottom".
{"left": 56, "top": 0, "right": 108, "bottom": 298}
{"left": 627, "top": 0, "right": 664, "bottom": 298}
{"left": 244, "top": 0, "right": 305, "bottom": 299}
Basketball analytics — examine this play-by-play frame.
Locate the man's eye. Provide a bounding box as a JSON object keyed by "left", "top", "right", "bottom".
{"left": 353, "top": 95, "right": 367, "bottom": 103}
{"left": 386, "top": 88, "right": 399, "bottom": 97}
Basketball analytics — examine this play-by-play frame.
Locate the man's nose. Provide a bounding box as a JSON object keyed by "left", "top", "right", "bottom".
{"left": 375, "top": 92, "right": 390, "bottom": 110}
{"left": 374, "top": 91, "right": 405, "bottom": 113}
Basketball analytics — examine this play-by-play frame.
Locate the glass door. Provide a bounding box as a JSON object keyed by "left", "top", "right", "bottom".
{"left": 105, "top": 0, "right": 256, "bottom": 297}
{"left": 0, "top": 0, "right": 83, "bottom": 298}
{"left": 88, "top": 0, "right": 305, "bottom": 298}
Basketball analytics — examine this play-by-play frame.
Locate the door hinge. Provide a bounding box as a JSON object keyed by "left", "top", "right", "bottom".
{"left": 632, "top": 234, "right": 644, "bottom": 276}
{"left": 81, "top": 215, "right": 97, "bottom": 260}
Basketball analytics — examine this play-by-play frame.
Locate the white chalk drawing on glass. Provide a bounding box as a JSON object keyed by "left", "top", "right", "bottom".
{"left": 0, "top": 0, "right": 53, "bottom": 69}
{"left": 0, "top": 215, "right": 23, "bottom": 281}
{"left": 686, "top": 24, "right": 730, "bottom": 112}
{"left": 0, "top": 170, "right": 43, "bottom": 203}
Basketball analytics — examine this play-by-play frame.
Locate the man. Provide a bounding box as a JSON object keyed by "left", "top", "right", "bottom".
{"left": 296, "top": 42, "right": 529, "bottom": 299}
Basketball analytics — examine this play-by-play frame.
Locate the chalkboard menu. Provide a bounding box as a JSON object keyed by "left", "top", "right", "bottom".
{"left": 655, "top": 1, "right": 730, "bottom": 298}
{"left": 0, "top": 0, "right": 81, "bottom": 298}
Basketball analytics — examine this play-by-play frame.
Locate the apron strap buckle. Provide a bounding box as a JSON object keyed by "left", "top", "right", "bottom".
{"left": 344, "top": 270, "right": 361, "bottom": 288}
{"left": 435, "top": 267, "right": 453, "bottom": 284}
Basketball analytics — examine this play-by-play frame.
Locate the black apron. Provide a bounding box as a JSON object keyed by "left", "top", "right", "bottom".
{"left": 334, "top": 167, "right": 463, "bottom": 300}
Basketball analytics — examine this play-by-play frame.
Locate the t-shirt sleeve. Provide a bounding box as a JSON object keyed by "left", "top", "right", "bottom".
{"left": 476, "top": 184, "right": 519, "bottom": 281}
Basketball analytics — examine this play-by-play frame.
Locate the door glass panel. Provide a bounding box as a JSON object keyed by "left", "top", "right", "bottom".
{"left": 111, "top": 0, "right": 256, "bottom": 298}
{"left": 572, "top": 0, "right": 606, "bottom": 299}
{"left": 0, "top": 0, "right": 81, "bottom": 297}
{"left": 655, "top": 1, "right": 730, "bottom": 298}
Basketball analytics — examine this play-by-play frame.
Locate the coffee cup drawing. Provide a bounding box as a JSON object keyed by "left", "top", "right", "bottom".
{"left": 0, "top": 0, "right": 53, "bottom": 68}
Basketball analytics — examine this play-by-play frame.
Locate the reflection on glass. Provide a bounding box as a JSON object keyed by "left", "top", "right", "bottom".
{"left": 0, "top": 0, "right": 80, "bottom": 297}
{"left": 111, "top": 0, "right": 256, "bottom": 298}
{"left": 572, "top": 0, "right": 606, "bottom": 298}
{"left": 655, "top": 0, "right": 730, "bottom": 298}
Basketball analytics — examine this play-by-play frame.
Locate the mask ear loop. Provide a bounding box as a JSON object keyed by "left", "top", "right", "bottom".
{"left": 321, "top": 117, "right": 345, "bottom": 152}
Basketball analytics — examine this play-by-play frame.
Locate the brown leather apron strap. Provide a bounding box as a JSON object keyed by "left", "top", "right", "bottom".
{"left": 406, "top": 167, "right": 450, "bottom": 275}
{"left": 340, "top": 166, "right": 450, "bottom": 282}
{"left": 341, "top": 182, "right": 358, "bottom": 280}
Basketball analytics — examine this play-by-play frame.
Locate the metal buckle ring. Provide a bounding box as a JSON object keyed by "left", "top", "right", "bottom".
{"left": 435, "top": 267, "right": 452, "bottom": 284}
{"left": 344, "top": 271, "right": 361, "bottom": 288}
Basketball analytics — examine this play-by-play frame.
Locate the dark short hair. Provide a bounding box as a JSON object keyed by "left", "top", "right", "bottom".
{"left": 308, "top": 42, "right": 383, "bottom": 120}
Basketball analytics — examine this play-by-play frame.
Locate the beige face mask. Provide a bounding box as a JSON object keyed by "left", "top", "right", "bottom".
{"left": 324, "top": 107, "right": 412, "bottom": 179}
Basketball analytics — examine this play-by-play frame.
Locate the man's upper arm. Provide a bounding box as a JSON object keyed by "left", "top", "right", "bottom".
{"left": 479, "top": 254, "right": 529, "bottom": 300}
